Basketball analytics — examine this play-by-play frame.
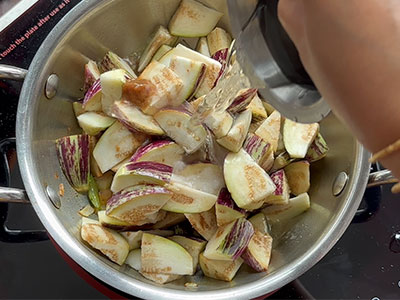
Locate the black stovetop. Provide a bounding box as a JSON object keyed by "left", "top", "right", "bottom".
{"left": 0, "top": 1, "right": 399, "bottom": 299}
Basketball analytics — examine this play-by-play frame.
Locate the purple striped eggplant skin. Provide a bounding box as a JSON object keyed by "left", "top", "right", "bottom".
{"left": 211, "top": 48, "right": 229, "bottom": 84}
{"left": 264, "top": 169, "right": 290, "bottom": 205}
{"left": 207, "top": 27, "right": 232, "bottom": 56}
{"left": 56, "top": 134, "right": 90, "bottom": 193}
{"left": 227, "top": 88, "right": 258, "bottom": 114}
{"left": 305, "top": 133, "right": 329, "bottom": 163}
{"left": 215, "top": 188, "right": 247, "bottom": 227}
{"left": 100, "top": 51, "right": 137, "bottom": 79}
{"left": 83, "top": 79, "right": 102, "bottom": 112}
{"left": 203, "top": 218, "right": 254, "bottom": 261}
{"left": 130, "top": 140, "right": 184, "bottom": 167}
{"left": 243, "top": 133, "right": 272, "bottom": 166}
{"left": 241, "top": 230, "right": 273, "bottom": 272}
{"left": 199, "top": 252, "right": 243, "bottom": 282}
{"left": 270, "top": 151, "right": 294, "bottom": 173}
{"left": 83, "top": 60, "right": 100, "bottom": 93}
{"left": 106, "top": 185, "right": 172, "bottom": 225}
{"left": 110, "top": 161, "right": 173, "bottom": 193}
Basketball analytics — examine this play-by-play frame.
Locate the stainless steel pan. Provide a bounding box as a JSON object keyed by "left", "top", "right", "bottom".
{"left": 0, "top": 0, "right": 396, "bottom": 299}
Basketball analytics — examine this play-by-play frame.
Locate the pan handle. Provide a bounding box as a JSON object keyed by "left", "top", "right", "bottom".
{"left": 367, "top": 169, "right": 398, "bottom": 188}
{"left": 0, "top": 138, "right": 48, "bottom": 242}
{"left": 0, "top": 64, "right": 27, "bottom": 81}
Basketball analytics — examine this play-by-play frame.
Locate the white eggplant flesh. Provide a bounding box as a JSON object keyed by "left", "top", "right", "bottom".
{"left": 83, "top": 79, "right": 102, "bottom": 112}
{"left": 217, "top": 109, "right": 252, "bottom": 153}
{"left": 283, "top": 119, "right": 319, "bottom": 159}
{"left": 168, "top": 0, "right": 223, "bottom": 38}
{"left": 83, "top": 60, "right": 100, "bottom": 93}
{"left": 207, "top": 27, "right": 232, "bottom": 56}
{"left": 111, "top": 157, "right": 130, "bottom": 173}
{"left": 112, "top": 100, "right": 164, "bottom": 135}
{"left": 184, "top": 207, "right": 217, "bottom": 241}
{"left": 151, "top": 45, "right": 173, "bottom": 62}
{"left": 199, "top": 252, "right": 243, "bottom": 282}
{"left": 248, "top": 94, "right": 268, "bottom": 122}
{"left": 248, "top": 213, "right": 270, "bottom": 235}
{"left": 262, "top": 193, "right": 311, "bottom": 224}
{"left": 196, "top": 37, "right": 211, "bottom": 57}
{"left": 77, "top": 112, "right": 115, "bottom": 136}
{"left": 241, "top": 230, "right": 273, "bottom": 272}
{"left": 80, "top": 218, "right": 129, "bottom": 265}
{"left": 93, "top": 121, "right": 147, "bottom": 173}
{"left": 95, "top": 171, "right": 114, "bottom": 191}
{"left": 204, "top": 110, "right": 234, "bottom": 139}
{"left": 110, "top": 161, "right": 172, "bottom": 193}
{"left": 165, "top": 55, "right": 206, "bottom": 100}
{"left": 138, "top": 25, "right": 177, "bottom": 72}
{"left": 154, "top": 108, "right": 207, "bottom": 154}
{"left": 141, "top": 233, "right": 194, "bottom": 275}
{"left": 255, "top": 110, "right": 281, "bottom": 153}
{"left": 125, "top": 248, "right": 142, "bottom": 270}
{"left": 100, "top": 51, "right": 136, "bottom": 79}
{"left": 73, "top": 102, "right": 85, "bottom": 117}
{"left": 224, "top": 149, "right": 276, "bottom": 210}
{"left": 133, "top": 61, "right": 184, "bottom": 115}
{"left": 264, "top": 169, "right": 291, "bottom": 205}
{"left": 215, "top": 188, "right": 247, "bottom": 227}
{"left": 161, "top": 44, "right": 222, "bottom": 97}
{"left": 284, "top": 161, "right": 310, "bottom": 196}
{"left": 305, "top": 133, "right": 329, "bottom": 163}
{"left": 261, "top": 98, "right": 276, "bottom": 115}
{"left": 169, "top": 235, "right": 206, "bottom": 273}
{"left": 121, "top": 230, "right": 174, "bottom": 250}
{"left": 130, "top": 140, "right": 184, "bottom": 167}
{"left": 152, "top": 212, "right": 186, "bottom": 230}
{"left": 203, "top": 218, "right": 254, "bottom": 261}
{"left": 106, "top": 185, "right": 171, "bottom": 225}
{"left": 270, "top": 151, "right": 294, "bottom": 173}
{"left": 163, "top": 182, "right": 217, "bottom": 213}
{"left": 125, "top": 249, "right": 182, "bottom": 284}
{"left": 97, "top": 210, "right": 149, "bottom": 231}
{"left": 227, "top": 88, "right": 258, "bottom": 114}
{"left": 171, "top": 162, "right": 224, "bottom": 196}
{"left": 141, "top": 272, "right": 182, "bottom": 284}
{"left": 100, "top": 69, "right": 127, "bottom": 116}
{"left": 243, "top": 133, "right": 273, "bottom": 168}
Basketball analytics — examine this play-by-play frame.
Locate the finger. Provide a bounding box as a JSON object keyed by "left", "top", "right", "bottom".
{"left": 277, "top": 0, "right": 305, "bottom": 46}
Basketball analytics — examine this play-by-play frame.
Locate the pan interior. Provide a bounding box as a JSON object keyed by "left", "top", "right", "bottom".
{"left": 17, "top": 0, "right": 368, "bottom": 297}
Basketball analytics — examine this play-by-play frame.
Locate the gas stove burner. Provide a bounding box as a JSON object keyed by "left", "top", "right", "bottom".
{"left": 389, "top": 232, "right": 400, "bottom": 253}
